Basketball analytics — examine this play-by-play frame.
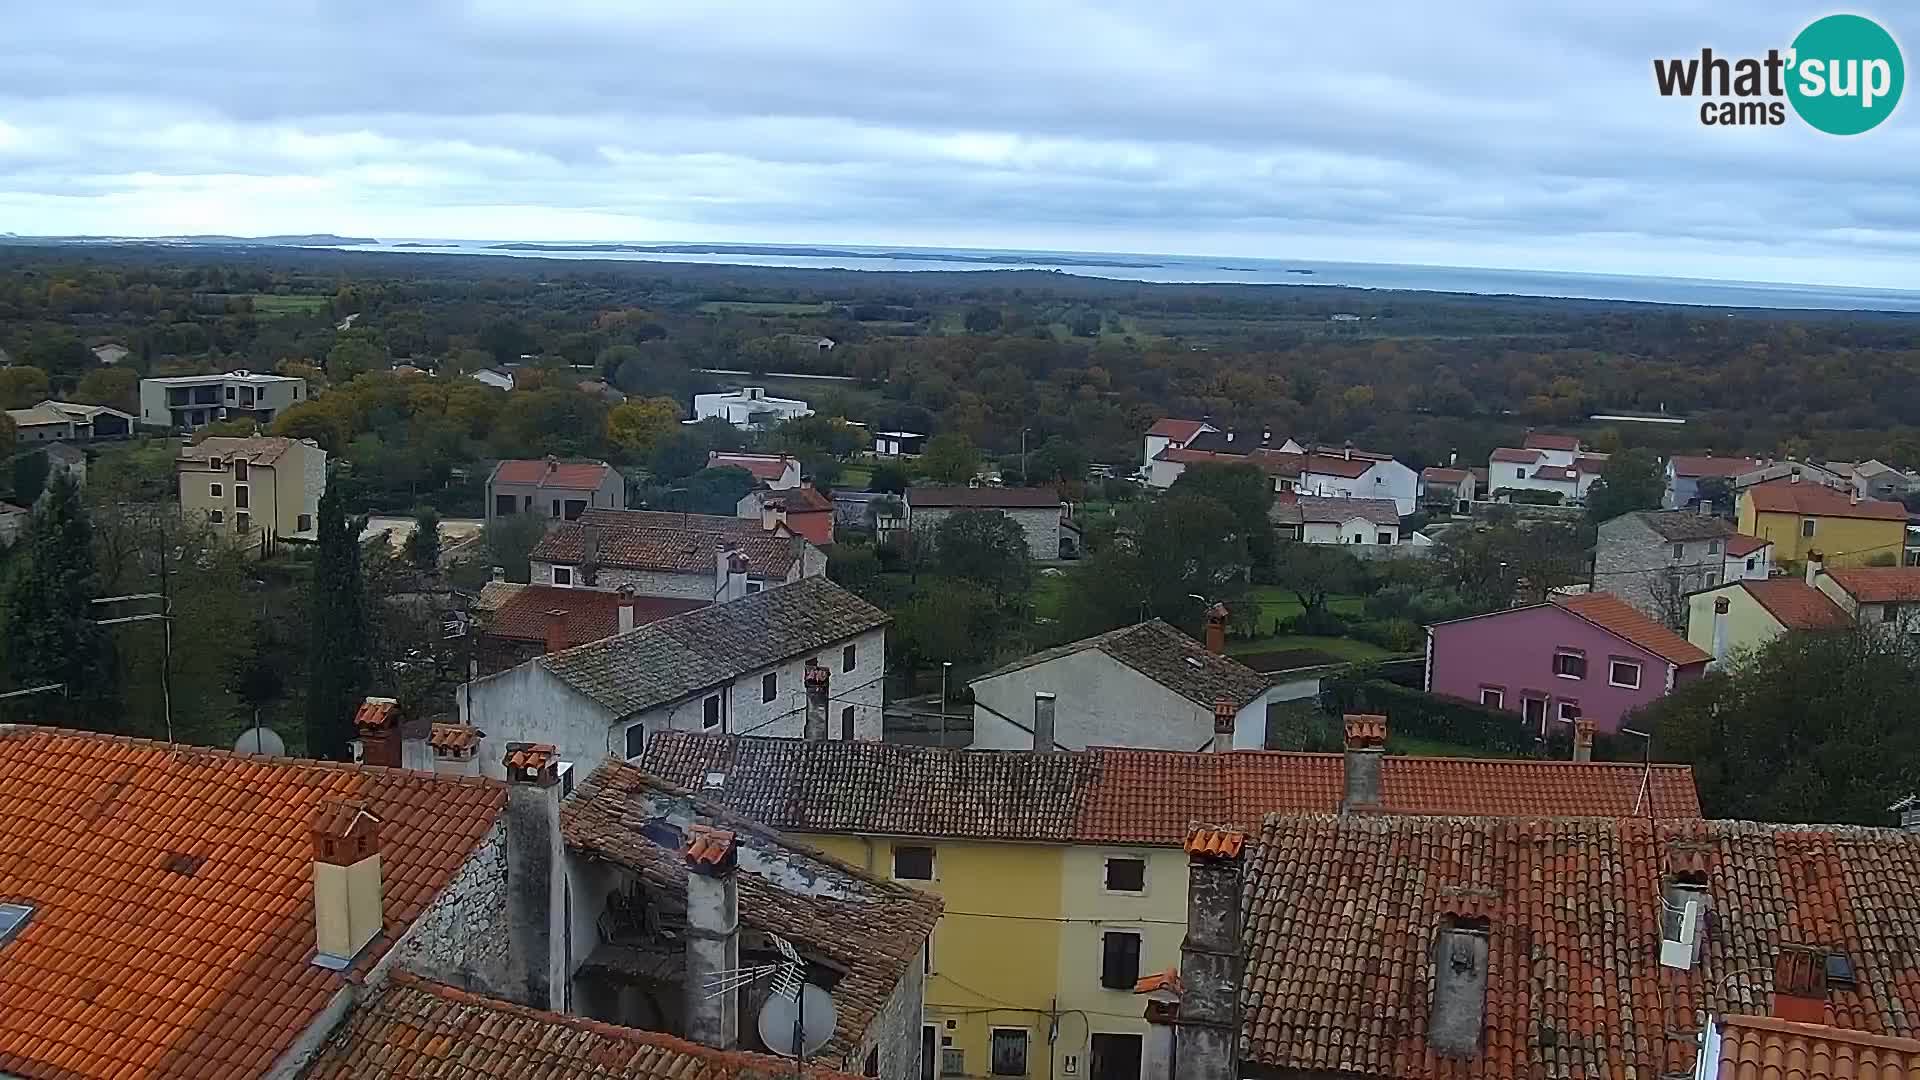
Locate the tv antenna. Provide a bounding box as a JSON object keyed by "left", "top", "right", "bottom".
{"left": 706, "top": 933, "right": 837, "bottom": 1064}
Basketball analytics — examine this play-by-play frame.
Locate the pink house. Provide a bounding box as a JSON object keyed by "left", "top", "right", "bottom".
{"left": 1425, "top": 592, "right": 1712, "bottom": 734}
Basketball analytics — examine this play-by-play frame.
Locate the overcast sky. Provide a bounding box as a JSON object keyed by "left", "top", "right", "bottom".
{"left": 2, "top": 2, "right": 1916, "bottom": 287}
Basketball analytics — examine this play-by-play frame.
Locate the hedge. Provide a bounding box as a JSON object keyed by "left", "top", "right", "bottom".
{"left": 1318, "top": 677, "right": 1637, "bottom": 760}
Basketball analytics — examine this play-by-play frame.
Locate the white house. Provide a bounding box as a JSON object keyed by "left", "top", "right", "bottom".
{"left": 1488, "top": 448, "right": 1608, "bottom": 503}
{"left": 693, "top": 386, "right": 812, "bottom": 429}
{"left": 1141, "top": 418, "right": 1217, "bottom": 474}
{"left": 1297, "top": 450, "right": 1419, "bottom": 515}
{"left": 91, "top": 343, "right": 130, "bottom": 365}
{"left": 1726, "top": 534, "right": 1775, "bottom": 582}
{"left": 469, "top": 368, "right": 515, "bottom": 391}
{"left": 457, "top": 576, "right": 889, "bottom": 773}
{"left": 1270, "top": 495, "right": 1402, "bottom": 545}
{"left": 872, "top": 431, "right": 927, "bottom": 457}
{"left": 967, "top": 618, "right": 1277, "bottom": 751}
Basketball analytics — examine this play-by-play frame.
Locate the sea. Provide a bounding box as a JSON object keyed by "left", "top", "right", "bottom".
{"left": 338, "top": 239, "right": 1920, "bottom": 313}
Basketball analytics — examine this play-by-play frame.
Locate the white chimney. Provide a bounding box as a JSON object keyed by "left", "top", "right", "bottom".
{"left": 616, "top": 585, "right": 637, "bottom": 634}
{"left": 310, "top": 800, "right": 383, "bottom": 968}
{"left": 1711, "top": 596, "right": 1730, "bottom": 668}
{"left": 1805, "top": 549, "right": 1824, "bottom": 587}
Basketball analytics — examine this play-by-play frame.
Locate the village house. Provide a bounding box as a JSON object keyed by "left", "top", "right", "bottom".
{"left": 1814, "top": 564, "right": 1920, "bottom": 631}
{"left": 708, "top": 450, "right": 802, "bottom": 489}
{"left": 872, "top": 430, "right": 927, "bottom": 457}
{"left": 905, "top": 485, "right": 1064, "bottom": 561}
{"left": 1426, "top": 591, "right": 1712, "bottom": 733}
{"left": 641, "top": 725, "right": 1696, "bottom": 1080}
{"left": 139, "top": 369, "right": 306, "bottom": 430}
{"left": 1418, "top": 465, "right": 1476, "bottom": 513}
{"left": 1270, "top": 493, "right": 1402, "bottom": 545}
{"left": 90, "top": 341, "right": 130, "bottom": 365}
{"left": 1295, "top": 447, "right": 1419, "bottom": 514}
{"left": 1686, "top": 575, "right": 1848, "bottom": 663}
{"left": 1218, "top": 812, "right": 1920, "bottom": 1080}
{"left": 528, "top": 507, "right": 827, "bottom": 598}
{"left": 485, "top": 457, "right": 625, "bottom": 521}
{"left": 968, "top": 616, "right": 1278, "bottom": 751}
{"left": 1593, "top": 510, "right": 1751, "bottom": 627}
{"left": 469, "top": 580, "right": 707, "bottom": 675}
{"left": 5, "top": 399, "right": 135, "bottom": 443}
{"left": 1487, "top": 445, "right": 1607, "bottom": 503}
{"left": 1738, "top": 476, "right": 1909, "bottom": 568}
{"left": 1833, "top": 457, "right": 1920, "bottom": 501}
{"left": 694, "top": 386, "right": 812, "bottom": 428}
{"left": 469, "top": 367, "right": 515, "bottom": 391}
{"left": 1725, "top": 532, "right": 1775, "bottom": 581}
{"left": 1664, "top": 454, "right": 1769, "bottom": 509}
{"left": 1144, "top": 444, "right": 1293, "bottom": 490}
{"left": 1140, "top": 417, "right": 1218, "bottom": 473}
{"left": 175, "top": 435, "right": 327, "bottom": 549}
{"left": 736, "top": 483, "right": 834, "bottom": 544}
{"left": 457, "top": 576, "right": 889, "bottom": 771}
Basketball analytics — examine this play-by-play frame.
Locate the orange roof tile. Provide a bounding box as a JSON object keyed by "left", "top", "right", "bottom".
{"left": 1824, "top": 568, "right": 1920, "bottom": 604}
{"left": 490, "top": 458, "right": 612, "bottom": 490}
{"left": 1746, "top": 479, "right": 1909, "bottom": 521}
{"left": 1727, "top": 533, "right": 1772, "bottom": 557}
{"left": 1147, "top": 418, "right": 1210, "bottom": 441}
{"left": 1133, "top": 969, "right": 1183, "bottom": 995}
{"left": 685, "top": 824, "right": 736, "bottom": 866}
{"left": 304, "top": 970, "right": 866, "bottom": 1078}
{"left": 476, "top": 582, "right": 706, "bottom": 646}
{"left": 1555, "top": 591, "right": 1714, "bottom": 665}
{"left": 504, "top": 742, "right": 557, "bottom": 772}
{"left": 428, "top": 723, "right": 482, "bottom": 753}
{"left": 1490, "top": 447, "right": 1540, "bottom": 464}
{"left": 353, "top": 696, "right": 399, "bottom": 733}
{"left": 0, "top": 725, "right": 503, "bottom": 1080}
{"left": 1741, "top": 580, "right": 1851, "bottom": 631}
{"left": 1523, "top": 432, "right": 1582, "bottom": 452}
{"left": 1183, "top": 825, "right": 1245, "bottom": 858}
{"left": 1716, "top": 1014, "right": 1920, "bottom": 1080}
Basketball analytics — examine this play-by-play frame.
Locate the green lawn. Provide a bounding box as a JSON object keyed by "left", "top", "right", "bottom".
{"left": 837, "top": 463, "right": 873, "bottom": 490}
{"left": 1389, "top": 734, "right": 1512, "bottom": 758}
{"left": 1241, "top": 586, "right": 1366, "bottom": 622}
{"left": 1228, "top": 634, "right": 1394, "bottom": 663}
{"left": 247, "top": 294, "right": 327, "bottom": 316}
{"left": 696, "top": 300, "right": 835, "bottom": 316}
{"left": 1030, "top": 572, "right": 1072, "bottom": 624}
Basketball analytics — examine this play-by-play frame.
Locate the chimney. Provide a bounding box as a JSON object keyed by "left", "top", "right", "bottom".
{"left": 1449, "top": 449, "right": 1458, "bottom": 467}
{"left": 310, "top": 799, "right": 383, "bottom": 968}
{"left": 715, "top": 546, "right": 750, "bottom": 602}
{"left": 1772, "top": 947, "right": 1828, "bottom": 1025}
{"left": 1341, "top": 714, "right": 1387, "bottom": 814}
{"left": 804, "top": 662, "right": 830, "bottom": 742}
{"left": 1343, "top": 441, "right": 1353, "bottom": 461}
{"left": 1135, "top": 970, "right": 1184, "bottom": 1080}
{"left": 399, "top": 712, "right": 434, "bottom": 773}
{"left": 1572, "top": 716, "right": 1594, "bottom": 763}
{"left": 1174, "top": 826, "right": 1245, "bottom": 1080}
{"left": 1790, "top": 471, "right": 1801, "bottom": 484}
{"left": 1851, "top": 489, "right": 1861, "bottom": 505}
{"left": 1711, "top": 596, "right": 1731, "bottom": 669}
{"left": 1211, "top": 697, "right": 1235, "bottom": 753}
{"left": 543, "top": 609, "right": 569, "bottom": 655}
{"left": 760, "top": 499, "right": 787, "bottom": 532}
{"left": 684, "top": 823, "right": 741, "bottom": 1050}
{"left": 430, "top": 724, "right": 484, "bottom": 777}
{"left": 491, "top": 565, "right": 506, "bottom": 582}
{"left": 544, "top": 454, "right": 558, "bottom": 477}
{"left": 1429, "top": 916, "right": 1490, "bottom": 1058}
{"left": 616, "top": 585, "right": 638, "bottom": 635}
{"left": 1033, "top": 691, "right": 1056, "bottom": 751}
{"left": 353, "top": 697, "right": 401, "bottom": 768}
{"left": 1805, "top": 549, "right": 1824, "bottom": 587}
{"left": 1893, "top": 795, "right": 1920, "bottom": 833}
{"left": 1203, "top": 603, "right": 1228, "bottom": 655}
{"left": 502, "top": 744, "right": 566, "bottom": 1010}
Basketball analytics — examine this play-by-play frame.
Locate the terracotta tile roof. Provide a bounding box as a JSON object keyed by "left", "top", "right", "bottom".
{"left": 475, "top": 582, "right": 707, "bottom": 646}
{"left": 1421, "top": 467, "right": 1470, "bottom": 484}
{"left": 531, "top": 511, "right": 806, "bottom": 578}
{"left": 1300, "top": 453, "right": 1378, "bottom": 479}
{"left": 970, "top": 619, "right": 1272, "bottom": 711}
{"left": 1674, "top": 454, "right": 1770, "bottom": 478}
{"left": 1268, "top": 495, "right": 1400, "bottom": 527}
{"left": 1575, "top": 453, "right": 1611, "bottom": 474}
{"left": 1727, "top": 533, "right": 1772, "bottom": 557}
{"left": 906, "top": 485, "right": 1062, "bottom": 509}
{"left": 1741, "top": 580, "right": 1851, "bottom": 630}
{"left": 535, "top": 577, "right": 888, "bottom": 717}
{"left": 1184, "top": 825, "right": 1245, "bottom": 857}
{"left": 489, "top": 457, "right": 613, "bottom": 490}
{"left": 1523, "top": 432, "right": 1582, "bottom": 452}
{"left": 504, "top": 742, "right": 557, "bottom": 772}
{"left": 684, "top": 823, "right": 736, "bottom": 866}
{"left": 1490, "top": 447, "right": 1540, "bottom": 464}
{"left": 1240, "top": 815, "right": 1920, "bottom": 1079}
{"left": 177, "top": 435, "right": 301, "bottom": 466}
{"left": 560, "top": 762, "right": 941, "bottom": 1062}
{"left": 0, "top": 725, "right": 504, "bottom": 1080}
{"left": 1133, "top": 969, "right": 1183, "bottom": 995}
{"left": 1824, "top": 568, "right": 1920, "bottom": 604}
{"left": 764, "top": 485, "right": 833, "bottom": 513}
{"left": 1146, "top": 418, "right": 1210, "bottom": 441}
{"left": 1531, "top": 464, "right": 1580, "bottom": 482}
{"left": 638, "top": 735, "right": 1701, "bottom": 848}
{"left": 428, "top": 723, "right": 482, "bottom": 753}
{"left": 1555, "top": 591, "right": 1714, "bottom": 665}
{"left": 1637, "top": 509, "right": 1738, "bottom": 542}
{"left": 707, "top": 452, "right": 796, "bottom": 482}
{"left": 1746, "top": 479, "right": 1909, "bottom": 521}
{"left": 1153, "top": 446, "right": 1304, "bottom": 478}
{"left": 303, "top": 970, "right": 866, "bottom": 1079}
{"left": 353, "top": 695, "right": 399, "bottom": 732}
{"left": 1715, "top": 1014, "right": 1920, "bottom": 1080}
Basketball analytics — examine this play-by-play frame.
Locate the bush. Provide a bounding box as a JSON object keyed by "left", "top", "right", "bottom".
{"left": 1276, "top": 608, "right": 1349, "bottom": 637}
{"left": 1348, "top": 618, "right": 1423, "bottom": 652}
{"left": 1498, "top": 488, "right": 1565, "bottom": 506}
{"left": 1320, "top": 678, "right": 1542, "bottom": 755}
{"left": 1266, "top": 700, "right": 1344, "bottom": 751}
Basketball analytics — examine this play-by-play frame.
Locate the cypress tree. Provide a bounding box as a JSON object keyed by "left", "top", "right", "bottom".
{"left": 305, "top": 479, "right": 366, "bottom": 760}
{"left": 2, "top": 474, "right": 114, "bottom": 725}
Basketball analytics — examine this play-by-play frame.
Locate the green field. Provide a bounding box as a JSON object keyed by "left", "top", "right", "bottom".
{"left": 248, "top": 294, "right": 328, "bottom": 316}
{"left": 696, "top": 300, "right": 836, "bottom": 316}
{"left": 1229, "top": 634, "right": 1393, "bottom": 663}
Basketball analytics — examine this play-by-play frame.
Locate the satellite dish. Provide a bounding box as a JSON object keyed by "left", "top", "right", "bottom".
{"left": 757, "top": 984, "right": 836, "bottom": 1059}
{"left": 232, "top": 726, "right": 285, "bottom": 756}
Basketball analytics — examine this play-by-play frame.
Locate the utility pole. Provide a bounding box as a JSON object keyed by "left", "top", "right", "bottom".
{"left": 1021, "top": 428, "right": 1029, "bottom": 484}
{"left": 940, "top": 661, "right": 952, "bottom": 748}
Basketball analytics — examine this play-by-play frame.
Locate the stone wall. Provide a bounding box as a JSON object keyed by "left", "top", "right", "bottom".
{"left": 394, "top": 818, "right": 511, "bottom": 991}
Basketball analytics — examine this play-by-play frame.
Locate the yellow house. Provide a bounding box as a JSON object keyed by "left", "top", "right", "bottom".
{"left": 1685, "top": 577, "right": 1851, "bottom": 663}
{"left": 639, "top": 727, "right": 1701, "bottom": 1080}
{"left": 1737, "top": 477, "right": 1907, "bottom": 567}
{"left": 176, "top": 435, "right": 327, "bottom": 551}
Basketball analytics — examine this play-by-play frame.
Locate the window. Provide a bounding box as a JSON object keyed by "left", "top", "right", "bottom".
{"left": 293, "top": 385, "right": 300, "bottom": 399}
{"left": 1089, "top": 1034, "right": 1143, "bottom": 1080}
{"left": 624, "top": 723, "right": 645, "bottom": 759}
{"left": 0, "top": 902, "right": 32, "bottom": 945}
{"left": 1480, "top": 687, "right": 1504, "bottom": 709}
{"left": 235, "top": 512, "right": 250, "bottom": 533}
{"left": 893, "top": 845, "right": 935, "bottom": 880}
{"left": 1557, "top": 700, "right": 1581, "bottom": 724}
{"left": 225, "top": 385, "right": 236, "bottom": 400}
{"left": 743, "top": 581, "right": 763, "bottom": 594}
{"left": 563, "top": 499, "right": 586, "bottom": 520}
{"left": 552, "top": 566, "right": 573, "bottom": 587}
{"left": 843, "top": 643, "right": 857, "bottom": 672}
{"left": 298, "top": 513, "right": 312, "bottom": 531}
{"left": 234, "top": 459, "right": 248, "bottom": 481}
{"left": 702, "top": 696, "right": 720, "bottom": 729}
{"left": 1104, "top": 857, "right": 1147, "bottom": 893}
{"left": 1609, "top": 660, "right": 1643, "bottom": 689}
{"left": 1100, "top": 931, "right": 1142, "bottom": 990}
{"left": 1708, "top": 539, "right": 1721, "bottom": 555}
{"left": 234, "top": 485, "right": 249, "bottom": 509}
{"left": 1377, "top": 531, "right": 1394, "bottom": 545}
{"left": 1672, "top": 543, "right": 1685, "bottom": 560}
{"left": 1802, "top": 518, "right": 1817, "bottom": 538}
{"left": 209, "top": 482, "right": 223, "bottom": 498}
{"left": 208, "top": 509, "right": 225, "bottom": 524}
{"left": 550, "top": 499, "right": 561, "bottom": 518}
{"left": 1552, "top": 650, "right": 1586, "bottom": 679}
{"left": 989, "top": 1028, "right": 1029, "bottom": 1076}
{"left": 841, "top": 705, "right": 854, "bottom": 740}
{"left": 762, "top": 672, "right": 777, "bottom": 702}
{"left": 1746, "top": 556, "right": 1757, "bottom": 571}
{"left": 1706, "top": 571, "right": 1719, "bottom": 586}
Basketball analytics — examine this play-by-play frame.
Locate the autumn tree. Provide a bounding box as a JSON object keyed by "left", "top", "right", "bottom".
{"left": 921, "top": 433, "right": 981, "bottom": 484}
{"left": 606, "top": 396, "right": 684, "bottom": 454}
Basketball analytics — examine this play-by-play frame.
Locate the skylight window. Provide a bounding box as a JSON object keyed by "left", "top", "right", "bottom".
{"left": 0, "top": 903, "right": 33, "bottom": 945}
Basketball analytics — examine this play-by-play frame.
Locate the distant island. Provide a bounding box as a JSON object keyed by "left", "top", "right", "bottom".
{"left": 2, "top": 233, "right": 379, "bottom": 248}
{"left": 483, "top": 241, "right": 1163, "bottom": 269}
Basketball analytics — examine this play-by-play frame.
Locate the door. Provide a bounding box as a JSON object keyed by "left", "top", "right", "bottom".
{"left": 1090, "top": 1033, "right": 1142, "bottom": 1080}
{"left": 921, "top": 1025, "right": 936, "bottom": 1080}
{"left": 1523, "top": 695, "right": 1548, "bottom": 733}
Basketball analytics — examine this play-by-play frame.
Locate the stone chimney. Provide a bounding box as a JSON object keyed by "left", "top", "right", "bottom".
{"left": 1211, "top": 697, "right": 1235, "bottom": 754}
{"left": 310, "top": 799, "right": 383, "bottom": 968}
{"left": 616, "top": 584, "right": 638, "bottom": 635}
{"left": 1710, "top": 596, "right": 1731, "bottom": 669}
{"left": 1572, "top": 716, "right": 1595, "bottom": 763}
{"left": 491, "top": 565, "right": 506, "bottom": 582}
{"left": 1805, "top": 549, "right": 1824, "bottom": 587}
{"left": 353, "top": 697, "right": 401, "bottom": 768}
{"left": 543, "top": 609, "right": 568, "bottom": 655}
{"left": 1772, "top": 946, "right": 1828, "bottom": 1025}
{"left": 1033, "top": 691, "right": 1056, "bottom": 751}
{"left": 804, "top": 662, "right": 830, "bottom": 742}
{"left": 502, "top": 743, "right": 566, "bottom": 1010}
{"left": 399, "top": 712, "right": 434, "bottom": 773}
{"left": 1341, "top": 714, "right": 1387, "bottom": 814}
{"left": 684, "top": 823, "right": 741, "bottom": 1050}
{"left": 1429, "top": 916, "right": 1490, "bottom": 1058}
{"left": 1174, "top": 826, "right": 1245, "bottom": 1080}
{"left": 1203, "top": 603, "right": 1228, "bottom": 655}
